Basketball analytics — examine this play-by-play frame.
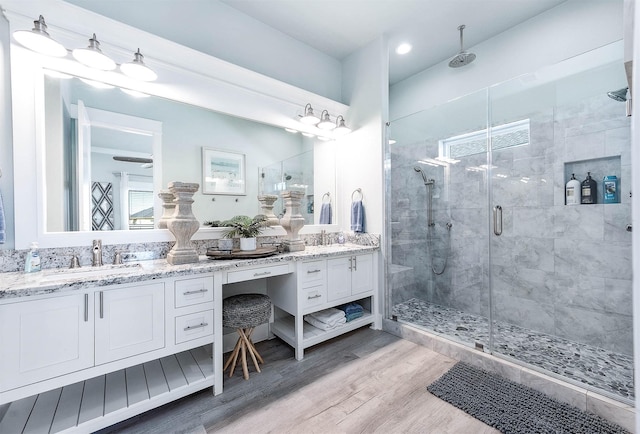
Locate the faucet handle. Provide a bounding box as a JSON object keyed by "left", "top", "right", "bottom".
{"left": 70, "top": 255, "right": 81, "bottom": 269}
{"left": 113, "top": 251, "right": 124, "bottom": 265}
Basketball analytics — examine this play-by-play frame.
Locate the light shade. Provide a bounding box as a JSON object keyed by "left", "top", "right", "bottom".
{"left": 300, "top": 103, "right": 320, "bottom": 125}
{"left": 13, "top": 15, "right": 67, "bottom": 57}
{"left": 317, "top": 110, "right": 336, "bottom": 130}
{"left": 334, "top": 115, "right": 351, "bottom": 135}
{"left": 120, "top": 49, "right": 157, "bottom": 81}
{"left": 72, "top": 34, "right": 116, "bottom": 70}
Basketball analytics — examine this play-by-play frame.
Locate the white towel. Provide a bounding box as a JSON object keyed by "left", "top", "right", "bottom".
{"left": 304, "top": 314, "right": 346, "bottom": 331}
{"left": 306, "top": 307, "right": 345, "bottom": 327}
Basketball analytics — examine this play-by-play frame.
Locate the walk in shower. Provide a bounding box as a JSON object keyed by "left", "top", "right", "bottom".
{"left": 386, "top": 42, "right": 633, "bottom": 404}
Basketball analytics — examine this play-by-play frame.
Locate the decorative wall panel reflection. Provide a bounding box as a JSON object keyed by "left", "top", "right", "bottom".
{"left": 92, "top": 182, "right": 115, "bottom": 231}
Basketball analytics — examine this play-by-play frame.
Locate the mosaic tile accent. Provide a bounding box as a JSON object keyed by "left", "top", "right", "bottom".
{"left": 392, "top": 298, "right": 634, "bottom": 402}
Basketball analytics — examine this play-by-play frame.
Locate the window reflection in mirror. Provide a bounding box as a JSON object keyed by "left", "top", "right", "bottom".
{"left": 43, "top": 73, "right": 319, "bottom": 232}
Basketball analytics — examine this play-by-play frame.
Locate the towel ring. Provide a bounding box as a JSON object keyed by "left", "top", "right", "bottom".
{"left": 322, "top": 192, "right": 331, "bottom": 204}
{"left": 351, "top": 188, "right": 363, "bottom": 201}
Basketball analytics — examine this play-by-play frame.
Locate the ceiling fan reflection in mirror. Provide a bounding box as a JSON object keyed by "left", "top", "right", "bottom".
{"left": 112, "top": 155, "right": 153, "bottom": 168}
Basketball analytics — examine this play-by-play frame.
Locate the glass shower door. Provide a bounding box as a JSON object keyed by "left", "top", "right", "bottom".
{"left": 487, "top": 45, "right": 634, "bottom": 403}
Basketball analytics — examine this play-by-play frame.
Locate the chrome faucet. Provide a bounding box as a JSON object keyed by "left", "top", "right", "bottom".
{"left": 92, "top": 239, "right": 103, "bottom": 267}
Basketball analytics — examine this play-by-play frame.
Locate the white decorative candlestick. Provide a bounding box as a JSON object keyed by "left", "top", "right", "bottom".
{"left": 257, "top": 194, "right": 279, "bottom": 226}
{"left": 166, "top": 182, "right": 200, "bottom": 265}
{"left": 280, "top": 190, "right": 305, "bottom": 252}
{"left": 157, "top": 190, "right": 175, "bottom": 229}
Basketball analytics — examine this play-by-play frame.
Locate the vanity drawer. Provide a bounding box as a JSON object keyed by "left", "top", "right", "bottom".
{"left": 299, "top": 260, "right": 326, "bottom": 286}
{"left": 175, "top": 276, "right": 214, "bottom": 308}
{"left": 175, "top": 310, "right": 214, "bottom": 344}
{"left": 301, "top": 283, "right": 327, "bottom": 312}
{"left": 226, "top": 263, "right": 291, "bottom": 284}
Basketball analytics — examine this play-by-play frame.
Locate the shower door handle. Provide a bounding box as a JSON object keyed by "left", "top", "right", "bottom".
{"left": 493, "top": 205, "right": 503, "bottom": 236}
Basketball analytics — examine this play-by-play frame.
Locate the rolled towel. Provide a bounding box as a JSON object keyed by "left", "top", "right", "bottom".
{"left": 319, "top": 202, "right": 332, "bottom": 224}
{"left": 307, "top": 307, "right": 345, "bottom": 327}
{"left": 350, "top": 200, "right": 365, "bottom": 233}
{"left": 339, "top": 302, "right": 363, "bottom": 316}
{"left": 304, "top": 314, "right": 346, "bottom": 331}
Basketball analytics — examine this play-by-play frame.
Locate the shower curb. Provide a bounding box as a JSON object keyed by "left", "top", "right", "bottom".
{"left": 382, "top": 318, "right": 635, "bottom": 433}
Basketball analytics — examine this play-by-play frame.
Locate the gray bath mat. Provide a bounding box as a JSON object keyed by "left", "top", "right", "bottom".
{"left": 427, "top": 362, "right": 630, "bottom": 434}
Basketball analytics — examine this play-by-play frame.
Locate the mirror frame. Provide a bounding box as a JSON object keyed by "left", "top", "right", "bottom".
{"left": 5, "top": 2, "right": 345, "bottom": 248}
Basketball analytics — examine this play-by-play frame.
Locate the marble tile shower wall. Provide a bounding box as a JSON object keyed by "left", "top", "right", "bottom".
{"left": 390, "top": 94, "right": 632, "bottom": 355}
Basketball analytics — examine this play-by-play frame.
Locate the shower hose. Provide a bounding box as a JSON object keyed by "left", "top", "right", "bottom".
{"left": 428, "top": 222, "right": 452, "bottom": 275}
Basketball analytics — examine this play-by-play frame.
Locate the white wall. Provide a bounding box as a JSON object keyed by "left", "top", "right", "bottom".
{"left": 390, "top": 0, "right": 624, "bottom": 121}
{"left": 62, "top": 0, "right": 343, "bottom": 103}
{"left": 0, "top": 14, "right": 13, "bottom": 249}
{"left": 339, "top": 36, "right": 388, "bottom": 235}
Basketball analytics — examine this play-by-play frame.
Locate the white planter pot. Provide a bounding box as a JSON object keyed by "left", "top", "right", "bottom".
{"left": 239, "top": 237, "right": 256, "bottom": 251}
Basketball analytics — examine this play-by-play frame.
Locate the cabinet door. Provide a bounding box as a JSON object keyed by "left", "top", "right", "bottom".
{"left": 95, "top": 283, "right": 165, "bottom": 365}
{"left": 351, "top": 253, "right": 373, "bottom": 295}
{"left": 0, "top": 293, "right": 94, "bottom": 391}
{"left": 326, "top": 257, "right": 352, "bottom": 301}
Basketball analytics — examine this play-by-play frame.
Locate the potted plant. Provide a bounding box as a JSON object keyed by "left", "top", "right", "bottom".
{"left": 222, "top": 215, "right": 269, "bottom": 251}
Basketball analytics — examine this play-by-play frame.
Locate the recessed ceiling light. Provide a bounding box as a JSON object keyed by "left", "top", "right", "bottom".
{"left": 396, "top": 43, "right": 412, "bottom": 55}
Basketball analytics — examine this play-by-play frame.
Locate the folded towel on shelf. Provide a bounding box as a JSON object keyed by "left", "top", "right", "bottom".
{"left": 338, "top": 302, "right": 364, "bottom": 322}
{"left": 350, "top": 200, "right": 365, "bottom": 233}
{"left": 306, "top": 307, "right": 346, "bottom": 327}
{"left": 319, "top": 202, "right": 332, "bottom": 224}
{"left": 0, "top": 190, "right": 5, "bottom": 244}
{"left": 304, "top": 314, "right": 346, "bottom": 331}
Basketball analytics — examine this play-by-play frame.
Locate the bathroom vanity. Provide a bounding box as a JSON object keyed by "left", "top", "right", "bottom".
{"left": 0, "top": 244, "right": 379, "bottom": 433}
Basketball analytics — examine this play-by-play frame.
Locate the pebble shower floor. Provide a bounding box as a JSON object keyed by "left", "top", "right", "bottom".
{"left": 392, "top": 298, "right": 634, "bottom": 402}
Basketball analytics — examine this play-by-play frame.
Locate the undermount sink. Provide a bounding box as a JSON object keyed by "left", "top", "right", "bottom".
{"left": 39, "top": 264, "right": 142, "bottom": 282}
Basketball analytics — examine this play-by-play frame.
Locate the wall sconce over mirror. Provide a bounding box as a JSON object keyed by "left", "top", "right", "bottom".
{"left": 13, "top": 14, "right": 158, "bottom": 82}
{"left": 297, "top": 104, "right": 351, "bottom": 137}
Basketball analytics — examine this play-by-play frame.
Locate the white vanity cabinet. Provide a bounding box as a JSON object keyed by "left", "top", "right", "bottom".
{"left": 0, "top": 292, "right": 94, "bottom": 392}
{"left": 268, "top": 252, "right": 378, "bottom": 360}
{"left": 95, "top": 283, "right": 165, "bottom": 365}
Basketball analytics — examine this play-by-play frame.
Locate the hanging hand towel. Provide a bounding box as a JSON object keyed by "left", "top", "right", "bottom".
{"left": 319, "top": 202, "right": 332, "bottom": 224}
{"left": 0, "top": 190, "right": 5, "bottom": 244}
{"left": 350, "top": 200, "right": 365, "bottom": 233}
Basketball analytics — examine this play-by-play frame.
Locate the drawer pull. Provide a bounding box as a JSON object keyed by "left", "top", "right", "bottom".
{"left": 307, "top": 294, "right": 322, "bottom": 300}
{"left": 253, "top": 271, "right": 271, "bottom": 277}
{"left": 184, "top": 322, "right": 208, "bottom": 331}
{"left": 307, "top": 269, "right": 321, "bottom": 274}
{"left": 99, "top": 291, "right": 104, "bottom": 319}
{"left": 183, "top": 289, "right": 208, "bottom": 296}
{"left": 84, "top": 294, "right": 88, "bottom": 322}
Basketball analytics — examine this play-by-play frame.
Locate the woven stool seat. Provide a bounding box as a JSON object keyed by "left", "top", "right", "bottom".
{"left": 223, "top": 294, "right": 271, "bottom": 328}
{"left": 222, "top": 293, "right": 272, "bottom": 380}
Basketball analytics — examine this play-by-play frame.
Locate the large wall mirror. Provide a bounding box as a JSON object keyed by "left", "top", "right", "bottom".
{"left": 42, "top": 73, "right": 322, "bottom": 233}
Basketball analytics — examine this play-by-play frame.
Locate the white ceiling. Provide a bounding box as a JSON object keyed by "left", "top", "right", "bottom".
{"left": 219, "top": 0, "right": 568, "bottom": 84}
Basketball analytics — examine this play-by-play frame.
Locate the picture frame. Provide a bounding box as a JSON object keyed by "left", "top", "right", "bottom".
{"left": 202, "top": 148, "right": 246, "bottom": 195}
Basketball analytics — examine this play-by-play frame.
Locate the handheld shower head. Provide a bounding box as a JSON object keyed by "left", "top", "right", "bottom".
{"left": 414, "top": 166, "right": 433, "bottom": 185}
{"left": 607, "top": 87, "right": 629, "bottom": 102}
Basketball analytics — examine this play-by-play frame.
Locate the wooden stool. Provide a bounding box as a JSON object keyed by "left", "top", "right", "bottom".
{"left": 222, "top": 293, "right": 271, "bottom": 380}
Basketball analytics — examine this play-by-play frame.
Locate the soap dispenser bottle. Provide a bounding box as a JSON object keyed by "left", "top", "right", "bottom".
{"left": 25, "top": 242, "right": 41, "bottom": 273}
{"left": 581, "top": 172, "right": 597, "bottom": 204}
{"left": 565, "top": 173, "right": 581, "bottom": 205}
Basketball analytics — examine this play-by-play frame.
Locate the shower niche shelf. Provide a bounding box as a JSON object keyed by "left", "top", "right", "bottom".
{"left": 563, "top": 155, "right": 621, "bottom": 205}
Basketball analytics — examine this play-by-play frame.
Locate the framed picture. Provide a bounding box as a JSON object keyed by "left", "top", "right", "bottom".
{"left": 202, "top": 148, "right": 246, "bottom": 195}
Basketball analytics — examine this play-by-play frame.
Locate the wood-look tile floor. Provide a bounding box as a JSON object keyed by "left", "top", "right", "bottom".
{"left": 99, "top": 328, "right": 499, "bottom": 434}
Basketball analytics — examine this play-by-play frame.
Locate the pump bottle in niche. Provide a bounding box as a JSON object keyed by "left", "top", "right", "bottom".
{"left": 603, "top": 175, "right": 619, "bottom": 204}
{"left": 565, "top": 173, "right": 581, "bottom": 205}
{"left": 581, "top": 172, "right": 597, "bottom": 204}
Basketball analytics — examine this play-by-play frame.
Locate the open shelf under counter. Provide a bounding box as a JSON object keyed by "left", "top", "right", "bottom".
{"left": 0, "top": 346, "right": 214, "bottom": 434}
{"left": 272, "top": 310, "right": 374, "bottom": 350}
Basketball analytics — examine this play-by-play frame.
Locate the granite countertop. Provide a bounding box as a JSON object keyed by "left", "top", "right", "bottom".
{"left": 0, "top": 244, "right": 379, "bottom": 300}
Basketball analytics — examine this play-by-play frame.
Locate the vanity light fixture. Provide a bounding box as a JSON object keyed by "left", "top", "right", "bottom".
{"left": 317, "top": 110, "right": 336, "bottom": 130}
{"left": 284, "top": 128, "right": 299, "bottom": 133}
{"left": 72, "top": 33, "right": 117, "bottom": 70}
{"left": 300, "top": 103, "right": 320, "bottom": 125}
{"left": 301, "top": 132, "right": 316, "bottom": 138}
{"left": 120, "top": 49, "right": 157, "bottom": 81}
{"left": 334, "top": 115, "right": 352, "bottom": 135}
{"left": 13, "top": 15, "right": 67, "bottom": 57}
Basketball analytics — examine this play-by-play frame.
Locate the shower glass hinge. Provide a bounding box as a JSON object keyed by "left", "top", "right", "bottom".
{"left": 392, "top": 315, "right": 398, "bottom": 322}
{"left": 475, "top": 342, "right": 484, "bottom": 351}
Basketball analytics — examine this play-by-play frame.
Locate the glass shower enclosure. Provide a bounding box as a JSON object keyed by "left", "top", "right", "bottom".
{"left": 386, "top": 42, "right": 633, "bottom": 404}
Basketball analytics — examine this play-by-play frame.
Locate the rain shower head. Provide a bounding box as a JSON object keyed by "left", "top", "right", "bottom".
{"left": 607, "top": 87, "right": 629, "bottom": 102}
{"left": 449, "top": 24, "right": 476, "bottom": 68}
